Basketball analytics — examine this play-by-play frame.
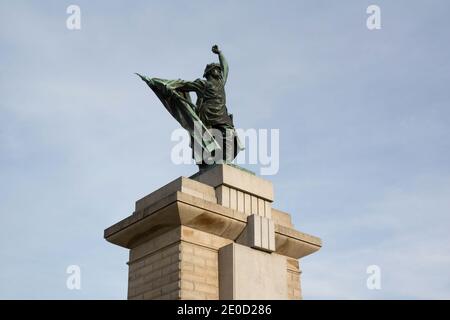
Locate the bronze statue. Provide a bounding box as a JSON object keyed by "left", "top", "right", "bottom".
{"left": 136, "top": 45, "right": 243, "bottom": 170}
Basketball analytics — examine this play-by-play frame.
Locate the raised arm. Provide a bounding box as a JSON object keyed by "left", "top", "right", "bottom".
{"left": 212, "top": 45, "right": 228, "bottom": 83}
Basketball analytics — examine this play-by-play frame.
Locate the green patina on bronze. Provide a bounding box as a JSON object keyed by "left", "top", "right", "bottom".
{"left": 136, "top": 45, "right": 243, "bottom": 169}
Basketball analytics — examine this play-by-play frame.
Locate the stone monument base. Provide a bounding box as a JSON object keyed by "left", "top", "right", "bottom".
{"left": 104, "top": 164, "right": 321, "bottom": 300}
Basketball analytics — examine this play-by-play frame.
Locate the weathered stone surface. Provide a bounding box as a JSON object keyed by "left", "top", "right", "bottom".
{"left": 236, "top": 214, "right": 276, "bottom": 252}
{"left": 191, "top": 164, "right": 274, "bottom": 201}
{"left": 219, "top": 243, "right": 288, "bottom": 299}
{"left": 135, "top": 176, "right": 217, "bottom": 211}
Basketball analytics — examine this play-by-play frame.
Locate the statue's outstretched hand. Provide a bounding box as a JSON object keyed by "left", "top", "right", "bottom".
{"left": 212, "top": 45, "right": 220, "bottom": 54}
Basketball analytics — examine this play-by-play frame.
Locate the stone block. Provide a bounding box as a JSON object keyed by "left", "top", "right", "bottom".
{"left": 244, "top": 214, "right": 276, "bottom": 252}
{"left": 219, "top": 243, "right": 287, "bottom": 299}
{"left": 191, "top": 164, "right": 274, "bottom": 201}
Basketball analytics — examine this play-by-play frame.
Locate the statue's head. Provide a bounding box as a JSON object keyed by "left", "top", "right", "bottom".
{"left": 203, "top": 63, "right": 221, "bottom": 79}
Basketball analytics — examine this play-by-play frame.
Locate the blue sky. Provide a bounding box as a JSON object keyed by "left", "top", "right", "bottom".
{"left": 1, "top": 0, "right": 449, "bottom": 299}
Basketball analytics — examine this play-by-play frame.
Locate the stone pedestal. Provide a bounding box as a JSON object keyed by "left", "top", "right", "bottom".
{"left": 104, "top": 164, "right": 321, "bottom": 300}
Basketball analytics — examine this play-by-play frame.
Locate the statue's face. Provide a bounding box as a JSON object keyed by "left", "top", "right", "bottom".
{"left": 209, "top": 68, "right": 221, "bottom": 79}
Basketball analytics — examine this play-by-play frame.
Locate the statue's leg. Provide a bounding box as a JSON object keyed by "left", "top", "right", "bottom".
{"left": 216, "top": 125, "right": 235, "bottom": 164}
